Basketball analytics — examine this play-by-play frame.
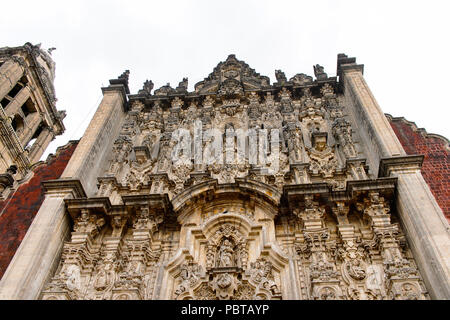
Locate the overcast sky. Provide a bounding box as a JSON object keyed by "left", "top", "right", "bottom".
{"left": 2, "top": 0, "right": 449, "bottom": 158}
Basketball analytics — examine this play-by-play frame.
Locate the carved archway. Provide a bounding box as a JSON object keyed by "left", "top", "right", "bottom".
{"left": 165, "top": 182, "right": 288, "bottom": 300}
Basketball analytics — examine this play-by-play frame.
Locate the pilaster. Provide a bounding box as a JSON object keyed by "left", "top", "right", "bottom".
{"left": 379, "top": 157, "right": 450, "bottom": 299}
{"left": 339, "top": 53, "right": 449, "bottom": 299}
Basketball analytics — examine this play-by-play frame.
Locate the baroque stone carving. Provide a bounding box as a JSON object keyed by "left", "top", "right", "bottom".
{"left": 39, "top": 55, "right": 429, "bottom": 300}
{"left": 307, "top": 132, "right": 338, "bottom": 178}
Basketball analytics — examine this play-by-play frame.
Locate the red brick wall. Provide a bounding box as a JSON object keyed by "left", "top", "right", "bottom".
{"left": 388, "top": 115, "right": 450, "bottom": 222}
{"left": 0, "top": 141, "right": 78, "bottom": 279}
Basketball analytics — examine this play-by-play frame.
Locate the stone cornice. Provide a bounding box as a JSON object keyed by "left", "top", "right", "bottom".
{"left": 101, "top": 85, "right": 129, "bottom": 111}
{"left": 64, "top": 197, "right": 112, "bottom": 217}
{"left": 378, "top": 155, "right": 424, "bottom": 177}
{"left": 42, "top": 178, "right": 87, "bottom": 198}
{"left": 283, "top": 182, "right": 330, "bottom": 197}
{"left": 337, "top": 53, "right": 364, "bottom": 78}
{"left": 121, "top": 193, "right": 172, "bottom": 213}
{"left": 284, "top": 178, "right": 397, "bottom": 206}
{"left": 346, "top": 177, "right": 397, "bottom": 195}
{"left": 64, "top": 194, "right": 173, "bottom": 224}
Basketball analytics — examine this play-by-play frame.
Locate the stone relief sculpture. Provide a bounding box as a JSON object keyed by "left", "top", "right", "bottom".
{"left": 307, "top": 132, "right": 338, "bottom": 178}
{"left": 217, "top": 239, "right": 234, "bottom": 267}
{"left": 39, "top": 55, "right": 429, "bottom": 300}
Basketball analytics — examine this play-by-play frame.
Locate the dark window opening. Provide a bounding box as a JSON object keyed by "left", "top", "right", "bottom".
{"left": 19, "top": 75, "right": 28, "bottom": 85}
{"left": 21, "top": 98, "right": 36, "bottom": 117}
{"left": 32, "top": 125, "right": 43, "bottom": 139}
{"left": 1, "top": 97, "right": 10, "bottom": 108}
{"left": 11, "top": 114, "right": 24, "bottom": 134}
{"left": 7, "top": 83, "right": 24, "bottom": 99}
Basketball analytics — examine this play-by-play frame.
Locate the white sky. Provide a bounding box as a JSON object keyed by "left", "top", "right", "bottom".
{"left": 2, "top": 0, "right": 449, "bottom": 159}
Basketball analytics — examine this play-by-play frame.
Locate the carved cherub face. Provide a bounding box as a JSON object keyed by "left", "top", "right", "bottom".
{"left": 314, "top": 136, "right": 327, "bottom": 151}
{"left": 80, "top": 211, "right": 89, "bottom": 220}
{"left": 304, "top": 195, "right": 314, "bottom": 208}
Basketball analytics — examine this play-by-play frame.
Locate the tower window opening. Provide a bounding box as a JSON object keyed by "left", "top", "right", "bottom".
{"left": 21, "top": 98, "right": 36, "bottom": 118}
{"left": 1, "top": 97, "right": 10, "bottom": 108}
{"left": 11, "top": 114, "right": 24, "bottom": 134}
{"left": 7, "top": 83, "right": 24, "bottom": 99}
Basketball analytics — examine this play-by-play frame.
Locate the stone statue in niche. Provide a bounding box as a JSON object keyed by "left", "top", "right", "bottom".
{"left": 275, "top": 70, "right": 287, "bottom": 84}
{"left": 217, "top": 239, "right": 234, "bottom": 268}
{"left": 313, "top": 64, "right": 328, "bottom": 80}
{"left": 401, "top": 283, "right": 419, "bottom": 300}
{"left": 346, "top": 259, "right": 367, "bottom": 281}
{"left": 94, "top": 265, "right": 112, "bottom": 290}
{"left": 283, "top": 123, "right": 304, "bottom": 163}
{"left": 319, "top": 287, "right": 336, "bottom": 300}
{"left": 307, "top": 132, "right": 337, "bottom": 178}
{"left": 64, "top": 264, "right": 81, "bottom": 292}
{"left": 138, "top": 80, "right": 154, "bottom": 95}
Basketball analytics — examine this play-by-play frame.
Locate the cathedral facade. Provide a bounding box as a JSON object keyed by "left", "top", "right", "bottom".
{"left": 0, "top": 46, "right": 448, "bottom": 300}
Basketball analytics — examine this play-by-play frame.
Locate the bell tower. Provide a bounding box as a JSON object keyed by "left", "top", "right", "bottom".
{"left": 0, "top": 42, "right": 65, "bottom": 197}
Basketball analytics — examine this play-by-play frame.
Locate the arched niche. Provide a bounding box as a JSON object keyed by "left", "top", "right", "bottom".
{"left": 172, "top": 178, "right": 281, "bottom": 225}
{"left": 163, "top": 207, "right": 289, "bottom": 300}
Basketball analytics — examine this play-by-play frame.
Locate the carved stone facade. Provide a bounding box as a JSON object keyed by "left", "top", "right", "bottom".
{"left": 1, "top": 53, "right": 448, "bottom": 300}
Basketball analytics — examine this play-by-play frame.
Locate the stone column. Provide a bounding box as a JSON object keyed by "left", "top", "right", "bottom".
{"left": 340, "top": 54, "right": 450, "bottom": 299}
{"left": 28, "top": 126, "right": 54, "bottom": 163}
{"left": 0, "top": 60, "right": 25, "bottom": 99}
{"left": 0, "top": 75, "right": 129, "bottom": 299}
{"left": 21, "top": 112, "right": 41, "bottom": 148}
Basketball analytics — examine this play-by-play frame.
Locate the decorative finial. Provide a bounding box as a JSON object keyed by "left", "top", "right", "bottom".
{"left": 57, "top": 110, "right": 67, "bottom": 120}
{"left": 118, "top": 70, "right": 130, "bottom": 81}
{"left": 313, "top": 64, "right": 328, "bottom": 80}
{"left": 138, "top": 80, "right": 154, "bottom": 95}
{"left": 275, "top": 70, "right": 287, "bottom": 84}
{"left": 176, "top": 77, "right": 188, "bottom": 92}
